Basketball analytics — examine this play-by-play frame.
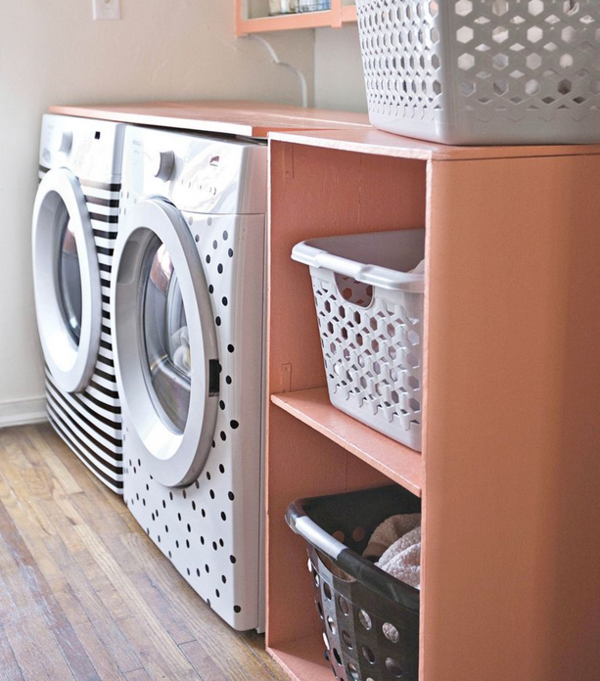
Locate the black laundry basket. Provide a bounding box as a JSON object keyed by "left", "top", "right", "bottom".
{"left": 286, "top": 486, "right": 421, "bottom": 681}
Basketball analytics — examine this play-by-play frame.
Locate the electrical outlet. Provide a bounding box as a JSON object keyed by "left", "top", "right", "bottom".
{"left": 92, "top": 0, "right": 120, "bottom": 21}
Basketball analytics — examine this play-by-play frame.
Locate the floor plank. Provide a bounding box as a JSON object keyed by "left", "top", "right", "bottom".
{"left": 0, "top": 424, "right": 288, "bottom": 681}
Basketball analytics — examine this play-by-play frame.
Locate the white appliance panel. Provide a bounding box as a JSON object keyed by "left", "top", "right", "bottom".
{"left": 35, "top": 114, "right": 125, "bottom": 494}
{"left": 121, "top": 212, "right": 265, "bottom": 630}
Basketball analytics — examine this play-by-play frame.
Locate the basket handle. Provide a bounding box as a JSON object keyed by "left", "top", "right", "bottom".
{"left": 286, "top": 499, "right": 420, "bottom": 610}
{"left": 287, "top": 502, "right": 348, "bottom": 560}
{"left": 291, "top": 242, "right": 425, "bottom": 294}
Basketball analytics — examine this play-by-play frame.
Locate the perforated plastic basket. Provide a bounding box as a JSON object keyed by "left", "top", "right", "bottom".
{"left": 292, "top": 229, "right": 425, "bottom": 451}
{"left": 355, "top": 0, "right": 600, "bottom": 145}
{"left": 286, "top": 486, "right": 421, "bottom": 681}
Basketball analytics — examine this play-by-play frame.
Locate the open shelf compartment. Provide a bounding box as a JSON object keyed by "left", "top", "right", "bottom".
{"left": 272, "top": 388, "right": 422, "bottom": 497}
{"left": 266, "top": 138, "right": 429, "bottom": 676}
{"left": 269, "top": 634, "right": 332, "bottom": 681}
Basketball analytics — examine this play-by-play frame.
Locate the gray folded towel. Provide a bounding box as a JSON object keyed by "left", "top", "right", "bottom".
{"left": 363, "top": 513, "right": 422, "bottom": 590}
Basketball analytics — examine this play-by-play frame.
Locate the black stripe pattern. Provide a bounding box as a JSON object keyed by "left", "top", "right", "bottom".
{"left": 47, "top": 405, "right": 123, "bottom": 493}
{"left": 39, "top": 166, "right": 124, "bottom": 494}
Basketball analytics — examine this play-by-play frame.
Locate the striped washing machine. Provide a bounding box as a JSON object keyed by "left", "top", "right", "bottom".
{"left": 32, "top": 114, "right": 125, "bottom": 494}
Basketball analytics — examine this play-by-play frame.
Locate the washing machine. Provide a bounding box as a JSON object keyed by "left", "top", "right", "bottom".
{"left": 112, "top": 126, "right": 267, "bottom": 630}
{"left": 32, "top": 114, "right": 125, "bottom": 494}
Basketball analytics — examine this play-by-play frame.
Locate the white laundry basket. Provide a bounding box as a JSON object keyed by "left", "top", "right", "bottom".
{"left": 355, "top": 0, "right": 600, "bottom": 145}
{"left": 292, "top": 229, "right": 425, "bottom": 451}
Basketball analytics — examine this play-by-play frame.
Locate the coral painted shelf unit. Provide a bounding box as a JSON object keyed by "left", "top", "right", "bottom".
{"left": 236, "top": 0, "right": 357, "bottom": 35}
{"left": 265, "top": 128, "right": 600, "bottom": 681}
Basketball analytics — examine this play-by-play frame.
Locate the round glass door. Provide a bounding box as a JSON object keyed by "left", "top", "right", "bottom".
{"left": 141, "top": 238, "right": 192, "bottom": 433}
{"left": 57, "top": 204, "right": 83, "bottom": 344}
{"left": 112, "top": 198, "right": 218, "bottom": 488}
{"left": 32, "top": 167, "right": 101, "bottom": 394}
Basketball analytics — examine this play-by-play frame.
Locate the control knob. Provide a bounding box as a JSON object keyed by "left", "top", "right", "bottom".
{"left": 58, "top": 131, "right": 73, "bottom": 154}
{"left": 152, "top": 150, "right": 175, "bottom": 181}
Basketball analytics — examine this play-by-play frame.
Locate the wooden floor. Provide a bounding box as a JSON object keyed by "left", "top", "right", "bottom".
{"left": 0, "top": 423, "right": 288, "bottom": 681}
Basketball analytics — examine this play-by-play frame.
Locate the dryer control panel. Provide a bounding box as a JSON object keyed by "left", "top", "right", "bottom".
{"left": 122, "top": 127, "right": 267, "bottom": 216}
{"left": 40, "top": 114, "right": 125, "bottom": 182}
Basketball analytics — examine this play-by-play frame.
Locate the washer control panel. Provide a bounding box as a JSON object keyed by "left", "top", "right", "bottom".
{"left": 122, "top": 126, "right": 267, "bottom": 216}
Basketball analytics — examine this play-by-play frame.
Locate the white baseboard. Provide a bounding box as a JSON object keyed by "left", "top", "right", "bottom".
{"left": 0, "top": 396, "right": 47, "bottom": 428}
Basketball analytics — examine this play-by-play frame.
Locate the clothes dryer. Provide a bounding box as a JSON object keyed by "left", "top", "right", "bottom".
{"left": 32, "top": 114, "right": 125, "bottom": 493}
{"left": 112, "top": 126, "right": 267, "bottom": 630}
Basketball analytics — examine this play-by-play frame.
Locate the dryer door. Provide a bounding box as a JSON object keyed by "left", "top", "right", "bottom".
{"left": 32, "top": 167, "right": 102, "bottom": 394}
{"left": 112, "top": 199, "right": 219, "bottom": 488}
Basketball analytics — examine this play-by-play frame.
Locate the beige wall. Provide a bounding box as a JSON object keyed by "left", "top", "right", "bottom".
{"left": 0, "top": 1, "right": 314, "bottom": 422}
{"left": 314, "top": 25, "right": 367, "bottom": 113}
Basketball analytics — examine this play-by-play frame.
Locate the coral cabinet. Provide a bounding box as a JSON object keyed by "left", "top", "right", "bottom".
{"left": 265, "top": 128, "right": 600, "bottom": 681}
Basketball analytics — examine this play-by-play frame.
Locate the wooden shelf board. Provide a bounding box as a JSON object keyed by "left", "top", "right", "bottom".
{"left": 269, "top": 127, "right": 600, "bottom": 162}
{"left": 268, "top": 634, "right": 331, "bottom": 681}
{"left": 237, "top": 9, "right": 338, "bottom": 35}
{"left": 271, "top": 387, "right": 422, "bottom": 497}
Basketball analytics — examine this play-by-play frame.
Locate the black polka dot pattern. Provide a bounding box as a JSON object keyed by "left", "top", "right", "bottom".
{"left": 124, "top": 218, "right": 260, "bottom": 627}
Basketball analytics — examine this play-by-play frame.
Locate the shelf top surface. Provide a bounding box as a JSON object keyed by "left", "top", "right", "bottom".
{"left": 271, "top": 388, "right": 422, "bottom": 498}
{"left": 48, "top": 100, "right": 371, "bottom": 138}
{"left": 269, "top": 127, "right": 600, "bottom": 162}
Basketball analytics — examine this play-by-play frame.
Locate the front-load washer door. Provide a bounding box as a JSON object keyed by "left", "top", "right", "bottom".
{"left": 112, "top": 199, "right": 219, "bottom": 488}
{"left": 32, "top": 167, "right": 102, "bottom": 394}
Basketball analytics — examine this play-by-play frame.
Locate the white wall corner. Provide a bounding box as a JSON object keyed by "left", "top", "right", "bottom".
{"left": 313, "top": 25, "right": 367, "bottom": 113}
{"left": 0, "top": 396, "right": 47, "bottom": 429}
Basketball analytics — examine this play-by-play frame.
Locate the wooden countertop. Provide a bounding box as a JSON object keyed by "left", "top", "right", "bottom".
{"left": 48, "top": 100, "right": 371, "bottom": 138}
{"left": 49, "top": 100, "right": 600, "bottom": 160}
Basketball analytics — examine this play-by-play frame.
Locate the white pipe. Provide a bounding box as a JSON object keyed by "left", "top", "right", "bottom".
{"left": 247, "top": 35, "right": 309, "bottom": 108}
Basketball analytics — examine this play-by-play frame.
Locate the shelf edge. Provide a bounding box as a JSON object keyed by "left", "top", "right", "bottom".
{"left": 271, "top": 388, "right": 423, "bottom": 497}
{"left": 236, "top": 9, "right": 338, "bottom": 35}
